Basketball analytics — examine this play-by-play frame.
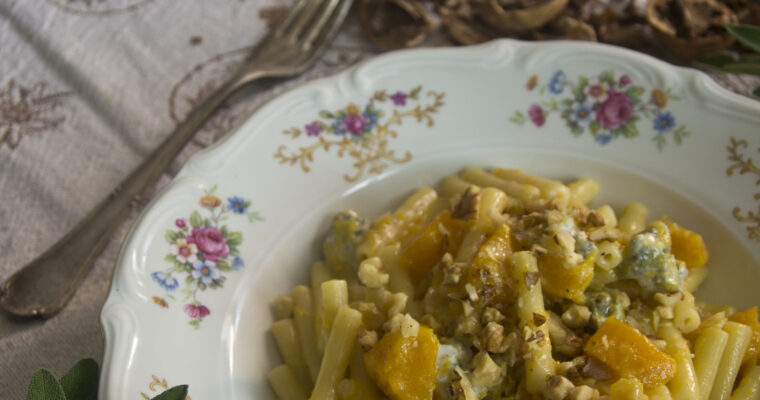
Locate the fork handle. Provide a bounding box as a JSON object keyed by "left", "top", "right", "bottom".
{"left": 1, "top": 70, "right": 251, "bottom": 318}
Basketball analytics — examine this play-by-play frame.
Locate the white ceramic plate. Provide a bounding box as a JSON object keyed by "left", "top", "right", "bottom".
{"left": 99, "top": 39, "right": 760, "bottom": 399}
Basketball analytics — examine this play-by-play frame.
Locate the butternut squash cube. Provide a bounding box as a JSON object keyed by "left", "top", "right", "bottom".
{"left": 364, "top": 326, "right": 439, "bottom": 400}
{"left": 398, "top": 211, "right": 466, "bottom": 284}
{"left": 584, "top": 317, "right": 676, "bottom": 388}
{"left": 465, "top": 223, "right": 514, "bottom": 306}
{"left": 537, "top": 250, "right": 596, "bottom": 303}
{"left": 661, "top": 217, "right": 709, "bottom": 269}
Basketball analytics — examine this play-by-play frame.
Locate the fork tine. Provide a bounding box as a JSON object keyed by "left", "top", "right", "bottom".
{"left": 301, "top": 0, "right": 342, "bottom": 46}
{"left": 303, "top": 0, "right": 352, "bottom": 53}
{"left": 274, "top": 0, "right": 309, "bottom": 36}
{"left": 283, "top": 0, "right": 330, "bottom": 41}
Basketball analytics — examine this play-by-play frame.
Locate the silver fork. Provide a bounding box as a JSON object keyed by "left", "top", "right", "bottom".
{"left": 0, "top": 0, "right": 353, "bottom": 318}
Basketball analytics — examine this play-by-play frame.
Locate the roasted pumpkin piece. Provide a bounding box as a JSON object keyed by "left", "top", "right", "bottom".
{"left": 398, "top": 211, "right": 467, "bottom": 284}
{"left": 364, "top": 326, "right": 440, "bottom": 400}
{"left": 729, "top": 306, "right": 760, "bottom": 368}
{"left": 537, "top": 250, "right": 596, "bottom": 303}
{"left": 584, "top": 317, "right": 676, "bottom": 388}
{"left": 660, "top": 217, "right": 709, "bottom": 269}
{"left": 464, "top": 223, "right": 514, "bottom": 306}
{"left": 358, "top": 187, "right": 438, "bottom": 258}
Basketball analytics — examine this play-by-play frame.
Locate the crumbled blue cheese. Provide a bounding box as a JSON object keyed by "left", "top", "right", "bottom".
{"left": 618, "top": 221, "right": 686, "bottom": 293}
{"left": 587, "top": 291, "right": 628, "bottom": 328}
{"left": 323, "top": 210, "right": 368, "bottom": 273}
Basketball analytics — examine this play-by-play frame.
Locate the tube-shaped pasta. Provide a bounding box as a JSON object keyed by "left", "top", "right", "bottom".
{"left": 491, "top": 168, "right": 570, "bottom": 203}
{"left": 358, "top": 187, "right": 437, "bottom": 258}
{"left": 711, "top": 321, "right": 752, "bottom": 400}
{"left": 596, "top": 204, "right": 618, "bottom": 227}
{"left": 441, "top": 175, "right": 475, "bottom": 199}
{"left": 611, "top": 378, "right": 648, "bottom": 399}
{"left": 595, "top": 240, "right": 622, "bottom": 270}
{"left": 376, "top": 244, "right": 415, "bottom": 299}
{"left": 684, "top": 266, "right": 709, "bottom": 294}
{"left": 509, "top": 251, "right": 555, "bottom": 394}
{"left": 311, "top": 306, "right": 363, "bottom": 400}
{"left": 619, "top": 202, "right": 649, "bottom": 235}
{"left": 567, "top": 178, "right": 600, "bottom": 207}
{"left": 730, "top": 364, "right": 760, "bottom": 400}
{"left": 647, "top": 384, "right": 674, "bottom": 400}
{"left": 292, "top": 285, "right": 322, "bottom": 383}
{"left": 459, "top": 167, "right": 540, "bottom": 204}
{"left": 694, "top": 326, "right": 730, "bottom": 400}
{"left": 269, "top": 365, "right": 310, "bottom": 400}
{"left": 659, "top": 322, "right": 700, "bottom": 400}
{"left": 475, "top": 187, "right": 508, "bottom": 234}
{"left": 674, "top": 293, "right": 701, "bottom": 334}
{"left": 316, "top": 280, "right": 348, "bottom": 354}
{"left": 272, "top": 319, "right": 311, "bottom": 389}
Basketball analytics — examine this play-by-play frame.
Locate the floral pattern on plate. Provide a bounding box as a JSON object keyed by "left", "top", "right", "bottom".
{"left": 150, "top": 186, "right": 263, "bottom": 329}
{"left": 274, "top": 85, "right": 445, "bottom": 182}
{"left": 727, "top": 136, "right": 760, "bottom": 242}
{"left": 510, "top": 70, "right": 690, "bottom": 149}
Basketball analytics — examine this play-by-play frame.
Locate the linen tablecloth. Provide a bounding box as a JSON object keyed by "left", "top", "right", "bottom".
{"left": 0, "top": 0, "right": 758, "bottom": 398}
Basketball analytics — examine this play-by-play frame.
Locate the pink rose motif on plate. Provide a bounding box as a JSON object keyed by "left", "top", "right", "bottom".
{"left": 187, "top": 226, "right": 229, "bottom": 262}
{"left": 343, "top": 113, "right": 366, "bottom": 135}
{"left": 510, "top": 69, "right": 690, "bottom": 149}
{"left": 150, "top": 186, "right": 263, "bottom": 329}
{"left": 528, "top": 104, "right": 545, "bottom": 127}
{"left": 595, "top": 90, "right": 633, "bottom": 131}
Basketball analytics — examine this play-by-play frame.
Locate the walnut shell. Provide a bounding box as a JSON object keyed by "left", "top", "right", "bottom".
{"left": 646, "top": 0, "right": 738, "bottom": 60}
{"left": 471, "top": 0, "right": 570, "bottom": 33}
{"left": 357, "top": 0, "right": 435, "bottom": 48}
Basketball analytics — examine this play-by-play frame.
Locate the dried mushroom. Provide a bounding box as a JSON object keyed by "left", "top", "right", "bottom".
{"left": 533, "top": 13, "right": 598, "bottom": 41}
{"left": 357, "top": 0, "right": 435, "bottom": 48}
{"left": 471, "top": 0, "right": 571, "bottom": 32}
{"left": 646, "top": 0, "right": 738, "bottom": 60}
{"left": 439, "top": 2, "right": 504, "bottom": 45}
{"left": 598, "top": 22, "right": 653, "bottom": 48}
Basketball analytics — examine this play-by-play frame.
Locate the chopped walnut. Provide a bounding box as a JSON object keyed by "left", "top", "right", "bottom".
{"left": 272, "top": 295, "right": 294, "bottom": 320}
{"left": 358, "top": 329, "right": 379, "bottom": 350}
{"left": 533, "top": 312, "right": 548, "bottom": 327}
{"left": 569, "top": 385, "right": 600, "bottom": 400}
{"left": 586, "top": 211, "right": 605, "bottom": 227}
{"left": 385, "top": 313, "right": 420, "bottom": 337}
{"left": 444, "top": 262, "right": 465, "bottom": 286}
{"left": 480, "top": 321, "right": 509, "bottom": 353}
{"left": 464, "top": 283, "right": 479, "bottom": 302}
{"left": 582, "top": 357, "right": 615, "bottom": 381}
{"left": 452, "top": 186, "right": 480, "bottom": 220}
{"left": 543, "top": 375, "right": 575, "bottom": 400}
{"left": 525, "top": 272, "right": 539, "bottom": 289}
{"left": 358, "top": 256, "right": 389, "bottom": 289}
{"left": 449, "top": 367, "right": 478, "bottom": 400}
{"left": 558, "top": 356, "right": 588, "bottom": 382}
{"left": 455, "top": 314, "right": 481, "bottom": 336}
{"left": 386, "top": 292, "right": 408, "bottom": 318}
{"left": 562, "top": 304, "right": 591, "bottom": 329}
{"left": 471, "top": 351, "right": 503, "bottom": 388}
{"left": 532, "top": 244, "right": 549, "bottom": 257}
{"left": 482, "top": 307, "right": 506, "bottom": 324}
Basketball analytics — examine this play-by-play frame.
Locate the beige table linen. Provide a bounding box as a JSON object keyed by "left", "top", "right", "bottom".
{"left": 0, "top": 0, "right": 758, "bottom": 398}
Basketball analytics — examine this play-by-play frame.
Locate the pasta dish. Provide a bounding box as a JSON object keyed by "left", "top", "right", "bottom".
{"left": 266, "top": 167, "right": 760, "bottom": 400}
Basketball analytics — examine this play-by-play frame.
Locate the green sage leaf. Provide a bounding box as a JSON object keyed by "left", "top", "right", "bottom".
{"left": 726, "top": 24, "right": 760, "bottom": 53}
{"left": 153, "top": 385, "right": 189, "bottom": 400}
{"left": 26, "top": 369, "right": 66, "bottom": 400}
{"left": 60, "top": 358, "right": 99, "bottom": 400}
